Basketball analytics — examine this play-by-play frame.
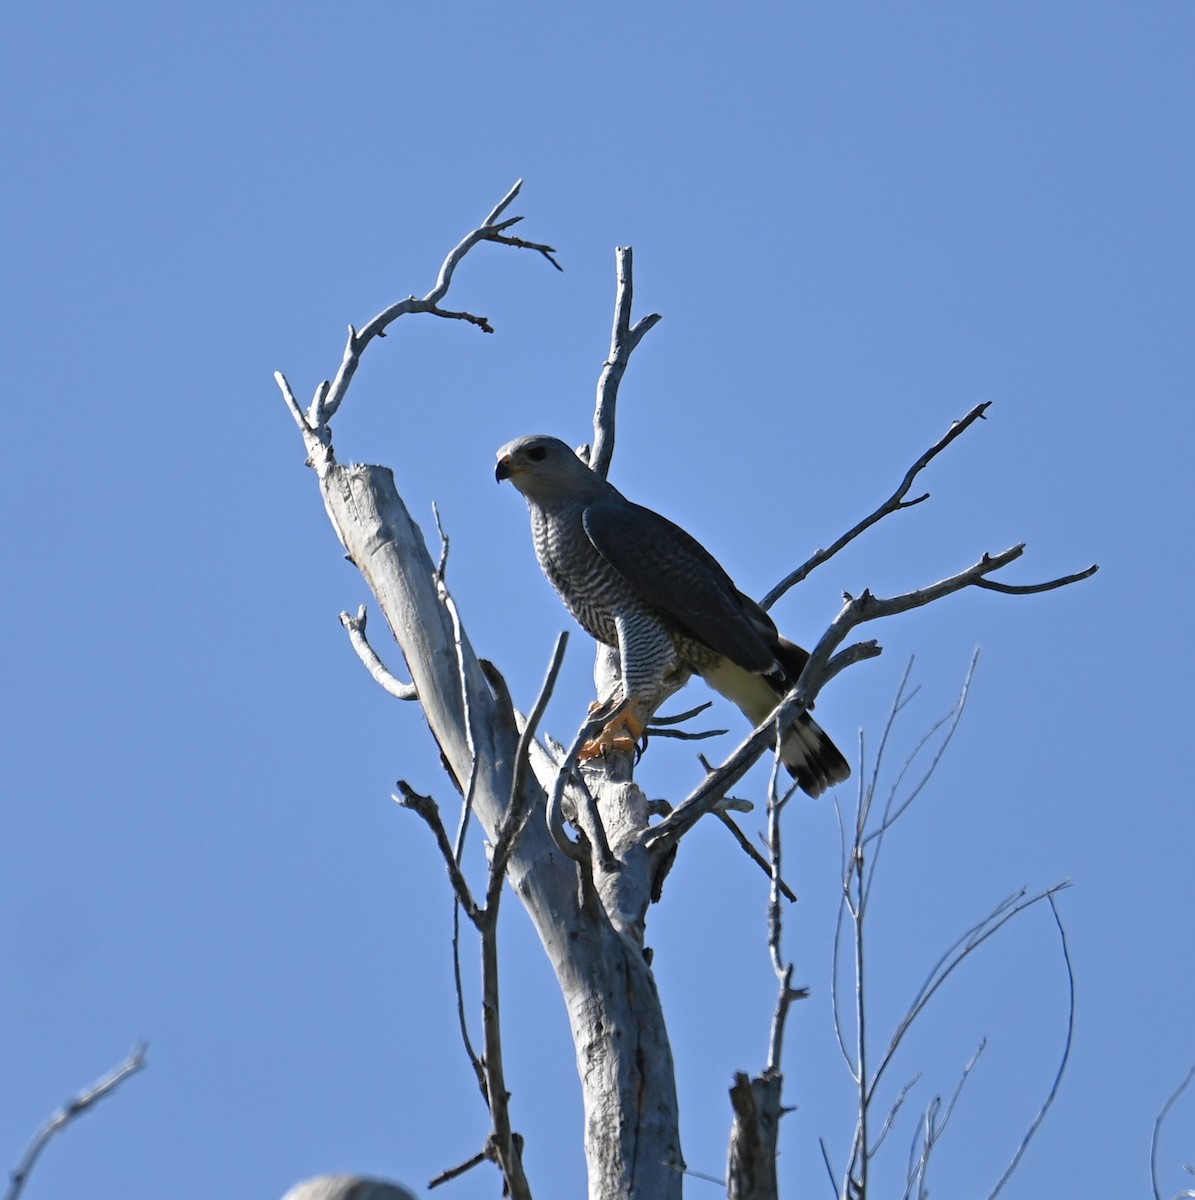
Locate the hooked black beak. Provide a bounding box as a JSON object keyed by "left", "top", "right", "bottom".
{"left": 495, "top": 456, "right": 513, "bottom": 482}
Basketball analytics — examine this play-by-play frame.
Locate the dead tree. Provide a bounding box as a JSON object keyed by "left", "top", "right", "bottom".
{"left": 276, "top": 182, "right": 1095, "bottom": 1200}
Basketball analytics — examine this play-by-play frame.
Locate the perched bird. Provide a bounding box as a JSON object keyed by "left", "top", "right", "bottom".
{"left": 496, "top": 434, "right": 849, "bottom": 797}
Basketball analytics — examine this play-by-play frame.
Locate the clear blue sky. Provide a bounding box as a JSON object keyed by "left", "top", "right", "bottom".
{"left": 3, "top": 3, "right": 1192, "bottom": 1198}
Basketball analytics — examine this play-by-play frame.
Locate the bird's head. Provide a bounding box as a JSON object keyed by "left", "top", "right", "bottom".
{"left": 495, "top": 435, "right": 603, "bottom": 504}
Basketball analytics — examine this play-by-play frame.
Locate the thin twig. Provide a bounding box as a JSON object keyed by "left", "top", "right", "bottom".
{"left": 393, "top": 783, "right": 480, "bottom": 922}
{"left": 714, "top": 811, "right": 798, "bottom": 903}
{"left": 428, "top": 1146, "right": 489, "bottom": 1190}
{"left": 488, "top": 632, "right": 568, "bottom": 903}
{"left": 546, "top": 722, "right": 592, "bottom": 863}
{"left": 320, "top": 183, "right": 557, "bottom": 425}
{"left": 819, "top": 1138, "right": 841, "bottom": 1200}
{"left": 869, "top": 883, "right": 1072, "bottom": 1116}
{"left": 1152, "top": 1064, "right": 1195, "bottom": 1200}
{"left": 476, "top": 904, "right": 532, "bottom": 1200}
{"left": 6, "top": 1045, "right": 147, "bottom": 1200}
{"left": 651, "top": 701, "right": 715, "bottom": 725}
{"left": 761, "top": 403, "right": 992, "bottom": 611}
{"left": 440, "top": 580, "right": 482, "bottom": 871}
{"left": 902, "top": 1043, "right": 983, "bottom": 1199}
{"left": 873, "top": 1071, "right": 922, "bottom": 1161}
{"left": 451, "top": 889, "right": 485, "bottom": 1094}
{"left": 984, "top": 890, "right": 1075, "bottom": 1199}
{"left": 764, "top": 747, "right": 805, "bottom": 1075}
{"left": 973, "top": 564, "right": 1098, "bottom": 594}
{"left": 862, "top": 652, "right": 979, "bottom": 909}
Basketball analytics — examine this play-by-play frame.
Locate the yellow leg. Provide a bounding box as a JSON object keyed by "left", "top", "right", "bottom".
{"left": 579, "top": 708, "right": 647, "bottom": 761}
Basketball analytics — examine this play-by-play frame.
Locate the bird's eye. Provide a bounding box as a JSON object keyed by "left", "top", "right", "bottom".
{"left": 527, "top": 446, "right": 548, "bottom": 462}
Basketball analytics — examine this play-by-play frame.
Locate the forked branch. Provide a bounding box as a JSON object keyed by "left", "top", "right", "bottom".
{"left": 588, "top": 246, "right": 662, "bottom": 480}
{"left": 276, "top": 179, "right": 560, "bottom": 460}
{"left": 340, "top": 605, "right": 418, "bottom": 700}
{"left": 762, "top": 403, "right": 991, "bottom": 610}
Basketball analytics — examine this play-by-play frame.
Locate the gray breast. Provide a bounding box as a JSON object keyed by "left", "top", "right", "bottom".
{"left": 530, "top": 503, "right": 628, "bottom": 647}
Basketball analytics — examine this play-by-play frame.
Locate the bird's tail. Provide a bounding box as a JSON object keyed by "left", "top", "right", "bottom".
{"left": 700, "top": 645, "right": 850, "bottom": 799}
{"left": 779, "top": 711, "right": 851, "bottom": 798}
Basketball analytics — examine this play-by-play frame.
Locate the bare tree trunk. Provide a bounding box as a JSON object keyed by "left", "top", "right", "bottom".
{"left": 315, "top": 459, "right": 683, "bottom": 1198}
{"left": 726, "top": 1072, "right": 782, "bottom": 1200}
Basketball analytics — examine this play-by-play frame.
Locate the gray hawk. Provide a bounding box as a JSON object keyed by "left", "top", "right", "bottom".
{"left": 495, "top": 434, "right": 849, "bottom": 797}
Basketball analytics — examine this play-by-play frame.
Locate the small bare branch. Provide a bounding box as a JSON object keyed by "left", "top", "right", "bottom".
{"left": 861, "top": 652, "right": 979, "bottom": 908}
{"left": 1153, "top": 1065, "right": 1195, "bottom": 1200}
{"left": 589, "top": 246, "right": 663, "bottom": 480}
{"left": 714, "top": 811, "right": 798, "bottom": 904}
{"left": 477, "top": 905, "right": 533, "bottom": 1200}
{"left": 903, "top": 1044, "right": 982, "bottom": 1198}
{"left": 428, "top": 1146, "right": 489, "bottom": 1190}
{"left": 275, "top": 370, "right": 310, "bottom": 434}
{"left": 762, "top": 403, "right": 992, "bottom": 610}
{"left": 874, "top": 1071, "right": 922, "bottom": 1163}
{"left": 6, "top": 1045, "right": 147, "bottom": 1200}
{"left": 450, "top": 893, "right": 485, "bottom": 1097}
{"left": 339, "top": 606, "right": 418, "bottom": 700}
{"left": 572, "top": 767, "right": 620, "bottom": 873}
{"left": 545, "top": 713, "right": 621, "bottom": 872}
{"left": 488, "top": 633, "right": 569, "bottom": 902}
{"left": 393, "top": 783, "right": 480, "bottom": 923}
{"left": 831, "top": 661, "right": 1074, "bottom": 1200}
{"left": 431, "top": 502, "right": 450, "bottom": 582}
{"left": 487, "top": 224, "right": 563, "bottom": 271}
{"left": 984, "top": 890, "right": 1075, "bottom": 1199}
{"left": 432, "top": 644, "right": 568, "bottom": 1200}
{"left": 276, "top": 181, "right": 559, "bottom": 448}
{"left": 972, "top": 563, "right": 1099, "bottom": 594}
{"left": 819, "top": 1139, "right": 840, "bottom": 1200}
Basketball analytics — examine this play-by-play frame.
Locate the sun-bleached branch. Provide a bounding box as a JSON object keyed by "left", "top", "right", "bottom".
{"left": 275, "top": 180, "right": 559, "bottom": 462}
{"left": 588, "top": 246, "right": 662, "bottom": 481}
{"left": 340, "top": 606, "right": 418, "bottom": 700}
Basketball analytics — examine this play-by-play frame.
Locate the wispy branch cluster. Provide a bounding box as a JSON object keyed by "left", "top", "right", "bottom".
{"left": 821, "top": 660, "right": 1075, "bottom": 1200}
